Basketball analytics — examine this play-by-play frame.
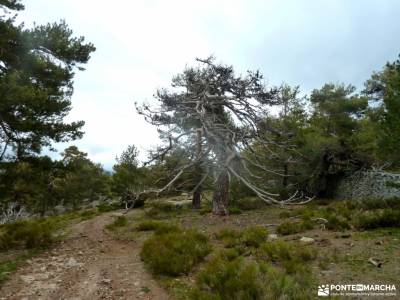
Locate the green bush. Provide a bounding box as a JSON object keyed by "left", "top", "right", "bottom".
{"left": 154, "top": 223, "right": 181, "bottom": 235}
{"left": 276, "top": 220, "right": 314, "bottom": 235}
{"left": 240, "top": 226, "right": 268, "bottom": 248}
{"left": 356, "top": 197, "right": 400, "bottom": 210}
{"left": 140, "top": 229, "right": 211, "bottom": 276}
{"left": 234, "top": 197, "right": 266, "bottom": 211}
{"left": 136, "top": 220, "right": 164, "bottom": 231}
{"left": 105, "top": 216, "right": 127, "bottom": 230}
{"left": 355, "top": 209, "right": 400, "bottom": 230}
{"left": 258, "top": 240, "right": 317, "bottom": 264}
{"left": 217, "top": 248, "right": 240, "bottom": 261}
{"left": 144, "top": 201, "right": 187, "bottom": 218}
{"left": 278, "top": 211, "right": 292, "bottom": 219}
{"left": 257, "top": 240, "right": 317, "bottom": 275}
{"left": 385, "top": 181, "right": 400, "bottom": 189}
{"left": 276, "top": 222, "right": 301, "bottom": 235}
{"left": 150, "top": 200, "right": 189, "bottom": 212}
{"left": 228, "top": 207, "right": 242, "bottom": 215}
{"left": 79, "top": 209, "right": 99, "bottom": 220}
{"left": 298, "top": 207, "right": 318, "bottom": 220}
{"left": 199, "top": 207, "right": 212, "bottom": 215}
{"left": 325, "top": 215, "right": 351, "bottom": 231}
{"left": 136, "top": 220, "right": 181, "bottom": 234}
{"left": 215, "top": 228, "right": 241, "bottom": 248}
{"left": 215, "top": 228, "right": 240, "bottom": 240}
{"left": 97, "top": 202, "right": 121, "bottom": 212}
{"left": 192, "top": 256, "right": 267, "bottom": 300}
{"left": 216, "top": 226, "right": 268, "bottom": 249}
{"left": 0, "top": 219, "right": 56, "bottom": 250}
{"left": 192, "top": 254, "right": 314, "bottom": 300}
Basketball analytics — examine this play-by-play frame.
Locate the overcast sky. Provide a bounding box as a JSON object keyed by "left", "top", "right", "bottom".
{"left": 18, "top": 0, "right": 400, "bottom": 169}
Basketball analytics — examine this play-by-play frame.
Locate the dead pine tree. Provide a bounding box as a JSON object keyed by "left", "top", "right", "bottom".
{"left": 136, "top": 57, "right": 309, "bottom": 215}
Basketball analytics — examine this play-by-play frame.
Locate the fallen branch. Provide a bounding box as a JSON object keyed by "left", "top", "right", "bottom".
{"left": 368, "top": 257, "right": 382, "bottom": 268}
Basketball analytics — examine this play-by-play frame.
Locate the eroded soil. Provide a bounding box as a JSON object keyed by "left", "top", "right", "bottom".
{"left": 0, "top": 211, "right": 169, "bottom": 300}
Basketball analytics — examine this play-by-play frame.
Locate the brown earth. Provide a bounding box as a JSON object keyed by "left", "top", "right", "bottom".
{"left": 0, "top": 211, "right": 169, "bottom": 300}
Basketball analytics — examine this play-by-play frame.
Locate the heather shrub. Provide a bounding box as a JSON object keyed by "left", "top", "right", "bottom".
{"left": 140, "top": 229, "right": 211, "bottom": 276}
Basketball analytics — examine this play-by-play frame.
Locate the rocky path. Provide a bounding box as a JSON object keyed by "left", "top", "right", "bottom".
{"left": 0, "top": 212, "right": 170, "bottom": 300}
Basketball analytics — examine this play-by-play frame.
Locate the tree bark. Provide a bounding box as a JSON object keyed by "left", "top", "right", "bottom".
{"left": 212, "top": 170, "right": 229, "bottom": 215}
{"left": 192, "top": 184, "right": 201, "bottom": 209}
{"left": 192, "top": 128, "right": 203, "bottom": 209}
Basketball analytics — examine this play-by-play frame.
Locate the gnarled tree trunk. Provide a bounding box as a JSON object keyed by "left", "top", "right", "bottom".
{"left": 192, "top": 184, "right": 201, "bottom": 209}
{"left": 192, "top": 128, "right": 203, "bottom": 209}
{"left": 212, "top": 170, "right": 229, "bottom": 215}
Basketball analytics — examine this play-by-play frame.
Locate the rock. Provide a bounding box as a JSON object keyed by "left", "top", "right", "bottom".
{"left": 335, "top": 171, "right": 400, "bottom": 200}
{"left": 36, "top": 273, "right": 50, "bottom": 280}
{"left": 89, "top": 200, "right": 100, "bottom": 208}
{"left": 101, "top": 278, "right": 112, "bottom": 285}
{"left": 299, "top": 237, "right": 315, "bottom": 244}
{"left": 20, "top": 275, "right": 35, "bottom": 284}
{"left": 53, "top": 205, "right": 66, "bottom": 214}
{"left": 65, "top": 257, "right": 81, "bottom": 268}
{"left": 111, "top": 212, "right": 124, "bottom": 217}
{"left": 321, "top": 270, "right": 334, "bottom": 275}
{"left": 340, "top": 233, "right": 351, "bottom": 238}
{"left": 268, "top": 233, "right": 278, "bottom": 241}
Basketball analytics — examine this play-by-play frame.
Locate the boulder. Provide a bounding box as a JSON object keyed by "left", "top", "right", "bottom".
{"left": 299, "top": 237, "right": 315, "bottom": 244}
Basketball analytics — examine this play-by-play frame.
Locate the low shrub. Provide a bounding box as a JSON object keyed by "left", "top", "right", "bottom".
{"left": 144, "top": 201, "right": 187, "bottom": 219}
{"left": 0, "top": 219, "right": 56, "bottom": 250}
{"left": 276, "top": 220, "right": 314, "bottom": 235}
{"left": 323, "top": 201, "right": 355, "bottom": 220}
{"left": 192, "top": 254, "right": 314, "bottom": 300}
{"left": 258, "top": 240, "right": 317, "bottom": 263}
{"left": 150, "top": 200, "right": 190, "bottom": 212}
{"left": 79, "top": 209, "right": 99, "bottom": 220}
{"left": 325, "top": 215, "right": 351, "bottom": 231}
{"left": 199, "top": 207, "right": 212, "bottom": 215}
{"left": 385, "top": 181, "right": 400, "bottom": 189}
{"left": 105, "top": 216, "right": 127, "bottom": 230}
{"left": 234, "top": 197, "right": 266, "bottom": 211}
{"left": 136, "top": 220, "right": 165, "bottom": 231}
{"left": 257, "top": 240, "right": 317, "bottom": 275}
{"left": 278, "top": 221, "right": 303, "bottom": 234}
{"left": 97, "top": 202, "right": 121, "bottom": 212}
{"left": 240, "top": 226, "right": 268, "bottom": 248}
{"left": 278, "top": 211, "right": 292, "bottom": 219}
{"left": 215, "top": 228, "right": 241, "bottom": 248}
{"left": 140, "top": 229, "right": 211, "bottom": 276}
{"left": 136, "top": 220, "right": 181, "bottom": 234}
{"left": 297, "top": 207, "right": 317, "bottom": 220}
{"left": 215, "top": 226, "right": 268, "bottom": 249}
{"left": 356, "top": 197, "right": 400, "bottom": 210}
{"left": 217, "top": 248, "right": 240, "bottom": 261}
{"left": 228, "top": 207, "right": 242, "bottom": 215}
{"left": 215, "top": 228, "right": 239, "bottom": 240}
{"left": 355, "top": 209, "right": 400, "bottom": 230}
{"left": 154, "top": 223, "right": 181, "bottom": 235}
{"left": 192, "top": 256, "right": 268, "bottom": 300}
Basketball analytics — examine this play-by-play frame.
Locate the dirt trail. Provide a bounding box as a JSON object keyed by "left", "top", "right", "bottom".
{"left": 0, "top": 212, "right": 170, "bottom": 300}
